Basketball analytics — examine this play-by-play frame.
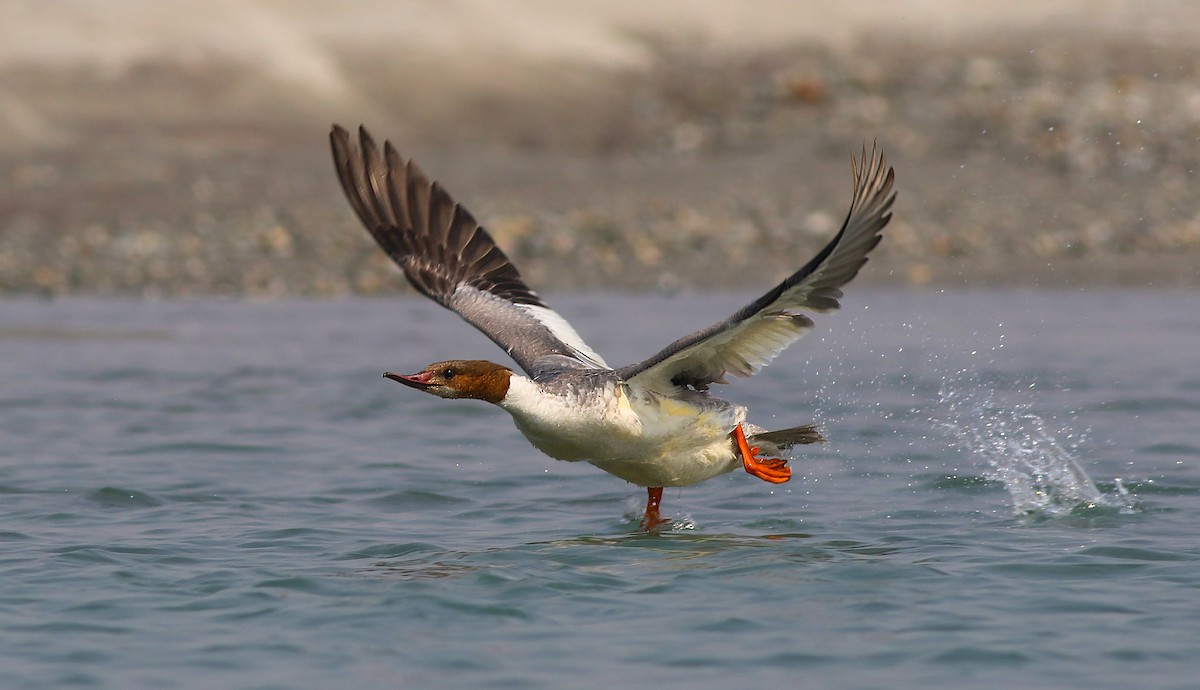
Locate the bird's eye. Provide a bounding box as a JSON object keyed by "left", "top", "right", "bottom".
{"left": 442, "top": 368, "right": 455, "bottom": 380}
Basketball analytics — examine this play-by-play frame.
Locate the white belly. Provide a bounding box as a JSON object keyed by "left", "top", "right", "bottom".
{"left": 500, "top": 377, "right": 745, "bottom": 487}
{"left": 587, "top": 436, "right": 742, "bottom": 487}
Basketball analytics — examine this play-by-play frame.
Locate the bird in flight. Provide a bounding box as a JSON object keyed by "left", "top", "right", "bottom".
{"left": 330, "top": 125, "right": 895, "bottom": 529}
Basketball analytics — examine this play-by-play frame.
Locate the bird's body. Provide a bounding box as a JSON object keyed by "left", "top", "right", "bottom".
{"left": 503, "top": 371, "right": 745, "bottom": 487}
{"left": 330, "top": 125, "right": 895, "bottom": 528}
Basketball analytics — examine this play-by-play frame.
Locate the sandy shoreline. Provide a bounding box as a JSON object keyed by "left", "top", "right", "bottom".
{"left": 2, "top": 1, "right": 1198, "bottom": 295}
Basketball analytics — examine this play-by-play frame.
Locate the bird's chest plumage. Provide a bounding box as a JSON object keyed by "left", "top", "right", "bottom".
{"left": 500, "top": 377, "right": 745, "bottom": 486}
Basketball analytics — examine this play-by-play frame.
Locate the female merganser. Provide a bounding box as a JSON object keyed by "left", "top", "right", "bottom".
{"left": 330, "top": 125, "right": 895, "bottom": 529}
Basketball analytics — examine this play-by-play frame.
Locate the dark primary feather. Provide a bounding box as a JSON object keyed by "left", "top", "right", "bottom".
{"left": 330, "top": 125, "right": 542, "bottom": 307}
{"left": 329, "top": 125, "right": 608, "bottom": 375}
{"left": 618, "top": 144, "right": 896, "bottom": 392}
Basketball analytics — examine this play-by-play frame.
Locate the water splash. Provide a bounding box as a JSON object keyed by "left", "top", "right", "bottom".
{"left": 937, "top": 384, "right": 1139, "bottom": 517}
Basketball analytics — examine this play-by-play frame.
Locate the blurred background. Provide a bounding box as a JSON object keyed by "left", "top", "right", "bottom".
{"left": 2, "top": 0, "right": 1199, "bottom": 296}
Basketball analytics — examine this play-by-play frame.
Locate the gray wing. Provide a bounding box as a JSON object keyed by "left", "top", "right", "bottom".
{"left": 330, "top": 124, "right": 608, "bottom": 376}
{"left": 617, "top": 144, "right": 895, "bottom": 393}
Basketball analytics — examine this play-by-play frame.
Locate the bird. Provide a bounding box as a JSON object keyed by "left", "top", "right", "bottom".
{"left": 329, "top": 124, "right": 895, "bottom": 529}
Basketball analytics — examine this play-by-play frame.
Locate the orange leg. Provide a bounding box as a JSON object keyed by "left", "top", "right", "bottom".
{"left": 641, "top": 486, "right": 669, "bottom": 530}
{"left": 732, "top": 423, "right": 791, "bottom": 484}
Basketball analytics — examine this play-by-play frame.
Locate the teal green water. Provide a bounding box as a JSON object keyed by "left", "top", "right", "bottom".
{"left": 1, "top": 291, "right": 1197, "bottom": 689}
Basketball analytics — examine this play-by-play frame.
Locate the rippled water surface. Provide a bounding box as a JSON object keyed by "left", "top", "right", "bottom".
{"left": 2, "top": 291, "right": 1197, "bottom": 689}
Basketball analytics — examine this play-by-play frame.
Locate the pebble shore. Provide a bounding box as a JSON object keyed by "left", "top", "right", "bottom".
{"left": 2, "top": 27, "right": 1198, "bottom": 296}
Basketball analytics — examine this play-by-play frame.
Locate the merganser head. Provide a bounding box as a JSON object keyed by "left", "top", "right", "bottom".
{"left": 383, "top": 359, "right": 512, "bottom": 404}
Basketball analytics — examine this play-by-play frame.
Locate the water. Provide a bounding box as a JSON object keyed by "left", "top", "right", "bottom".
{"left": 1, "top": 290, "right": 1197, "bottom": 690}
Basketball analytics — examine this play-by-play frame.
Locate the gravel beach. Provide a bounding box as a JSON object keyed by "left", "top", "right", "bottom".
{"left": 2, "top": 1, "right": 1198, "bottom": 296}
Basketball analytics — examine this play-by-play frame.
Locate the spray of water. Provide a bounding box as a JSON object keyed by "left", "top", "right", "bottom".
{"left": 812, "top": 303, "right": 1142, "bottom": 519}
{"left": 936, "top": 381, "right": 1139, "bottom": 516}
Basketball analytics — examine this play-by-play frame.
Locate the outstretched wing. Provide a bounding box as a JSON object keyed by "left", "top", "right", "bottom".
{"left": 330, "top": 124, "right": 608, "bottom": 376}
{"left": 618, "top": 144, "right": 895, "bottom": 393}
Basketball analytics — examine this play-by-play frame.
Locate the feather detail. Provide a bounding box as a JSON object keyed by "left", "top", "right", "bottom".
{"left": 330, "top": 124, "right": 608, "bottom": 375}
{"left": 620, "top": 144, "right": 895, "bottom": 393}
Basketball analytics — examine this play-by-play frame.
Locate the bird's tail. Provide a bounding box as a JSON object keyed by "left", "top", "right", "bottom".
{"left": 749, "top": 424, "right": 826, "bottom": 452}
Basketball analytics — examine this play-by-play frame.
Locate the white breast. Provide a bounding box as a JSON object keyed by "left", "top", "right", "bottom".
{"left": 499, "top": 376, "right": 644, "bottom": 461}
{"left": 499, "top": 376, "right": 746, "bottom": 486}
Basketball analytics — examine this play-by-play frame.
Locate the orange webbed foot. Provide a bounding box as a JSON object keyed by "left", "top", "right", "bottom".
{"left": 732, "top": 424, "right": 792, "bottom": 484}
